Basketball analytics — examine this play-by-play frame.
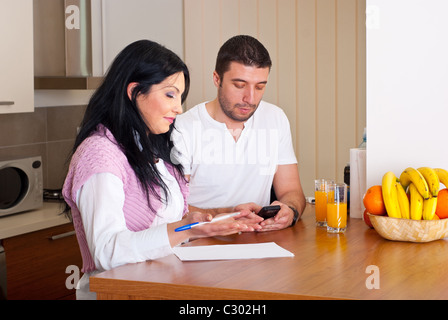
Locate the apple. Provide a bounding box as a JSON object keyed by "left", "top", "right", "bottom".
{"left": 363, "top": 209, "right": 373, "bottom": 228}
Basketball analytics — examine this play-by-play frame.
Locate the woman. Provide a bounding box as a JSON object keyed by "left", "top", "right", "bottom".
{"left": 63, "top": 40, "right": 250, "bottom": 299}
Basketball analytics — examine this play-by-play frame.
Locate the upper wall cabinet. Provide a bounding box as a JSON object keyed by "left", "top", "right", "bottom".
{"left": 34, "top": 0, "right": 184, "bottom": 90}
{"left": 0, "top": 0, "right": 34, "bottom": 114}
{"left": 100, "top": 0, "right": 184, "bottom": 68}
{"left": 34, "top": 0, "right": 102, "bottom": 90}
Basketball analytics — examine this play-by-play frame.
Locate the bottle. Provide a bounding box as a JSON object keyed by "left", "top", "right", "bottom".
{"left": 358, "top": 128, "right": 366, "bottom": 149}
{"left": 344, "top": 163, "right": 350, "bottom": 214}
{"left": 344, "top": 163, "right": 350, "bottom": 186}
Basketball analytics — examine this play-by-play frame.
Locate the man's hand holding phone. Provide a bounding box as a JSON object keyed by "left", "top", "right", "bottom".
{"left": 232, "top": 202, "right": 297, "bottom": 232}
{"left": 257, "top": 205, "right": 281, "bottom": 219}
{"left": 256, "top": 202, "right": 297, "bottom": 231}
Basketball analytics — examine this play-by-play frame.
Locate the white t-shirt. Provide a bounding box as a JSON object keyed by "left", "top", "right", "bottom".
{"left": 172, "top": 101, "right": 297, "bottom": 208}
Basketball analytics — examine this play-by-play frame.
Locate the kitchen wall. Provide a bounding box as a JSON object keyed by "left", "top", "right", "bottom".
{"left": 2, "top": 0, "right": 366, "bottom": 197}
{"left": 0, "top": 105, "right": 86, "bottom": 190}
{"left": 6, "top": 0, "right": 183, "bottom": 191}
{"left": 184, "top": 0, "right": 367, "bottom": 196}
{"left": 366, "top": 0, "right": 448, "bottom": 186}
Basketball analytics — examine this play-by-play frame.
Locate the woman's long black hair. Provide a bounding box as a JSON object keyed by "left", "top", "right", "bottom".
{"left": 72, "top": 39, "right": 190, "bottom": 213}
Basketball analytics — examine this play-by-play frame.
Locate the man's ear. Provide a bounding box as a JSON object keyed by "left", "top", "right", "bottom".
{"left": 127, "top": 82, "right": 138, "bottom": 100}
{"left": 212, "top": 71, "right": 221, "bottom": 88}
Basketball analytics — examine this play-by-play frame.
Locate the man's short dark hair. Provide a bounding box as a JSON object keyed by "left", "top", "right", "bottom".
{"left": 215, "top": 35, "right": 272, "bottom": 80}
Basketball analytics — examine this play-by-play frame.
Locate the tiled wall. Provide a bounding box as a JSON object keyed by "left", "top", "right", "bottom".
{"left": 0, "top": 105, "right": 86, "bottom": 190}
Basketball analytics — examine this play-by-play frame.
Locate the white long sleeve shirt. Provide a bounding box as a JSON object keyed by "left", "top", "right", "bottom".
{"left": 74, "top": 159, "right": 184, "bottom": 299}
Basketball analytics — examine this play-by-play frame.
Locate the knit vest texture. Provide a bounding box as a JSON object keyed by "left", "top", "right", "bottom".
{"left": 62, "top": 125, "right": 189, "bottom": 273}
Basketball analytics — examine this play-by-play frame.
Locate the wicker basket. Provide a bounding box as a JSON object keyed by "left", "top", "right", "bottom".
{"left": 368, "top": 214, "right": 448, "bottom": 243}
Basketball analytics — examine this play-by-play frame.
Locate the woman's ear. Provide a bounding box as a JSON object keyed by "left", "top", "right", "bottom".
{"left": 127, "top": 82, "right": 138, "bottom": 100}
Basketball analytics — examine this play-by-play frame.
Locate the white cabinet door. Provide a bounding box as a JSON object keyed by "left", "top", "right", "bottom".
{"left": 0, "top": 0, "right": 34, "bottom": 114}
{"left": 100, "top": 0, "right": 184, "bottom": 73}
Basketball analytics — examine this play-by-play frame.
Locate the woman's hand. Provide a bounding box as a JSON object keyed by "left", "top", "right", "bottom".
{"left": 187, "top": 211, "right": 251, "bottom": 237}
{"left": 167, "top": 211, "right": 250, "bottom": 246}
{"left": 233, "top": 203, "right": 264, "bottom": 231}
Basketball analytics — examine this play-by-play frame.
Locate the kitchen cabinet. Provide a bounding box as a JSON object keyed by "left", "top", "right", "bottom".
{"left": 34, "top": 0, "right": 102, "bottom": 89}
{"left": 2, "top": 223, "right": 82, "bottom": 300}
{"left": 34, "top": 0, "right": 183, "bottom": 85}
{"left": 101, "top": 0, "right": 184, "bottom": 70}
{"left": 0, "top": 0, "right": 34, "bottom": 114}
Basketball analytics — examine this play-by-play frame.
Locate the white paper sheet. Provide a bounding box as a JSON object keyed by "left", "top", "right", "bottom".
{"left": 172, "top": 242, "right": 294, "bottom": 261}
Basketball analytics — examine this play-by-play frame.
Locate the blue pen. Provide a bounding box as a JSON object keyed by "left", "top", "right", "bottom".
{"left": 175, "top": 212, "right": 240, "bottom": 232}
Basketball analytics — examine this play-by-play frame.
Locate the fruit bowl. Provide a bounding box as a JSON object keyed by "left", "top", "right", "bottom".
{"left": 368, "top": 214, "right": 448, "bottom": 243}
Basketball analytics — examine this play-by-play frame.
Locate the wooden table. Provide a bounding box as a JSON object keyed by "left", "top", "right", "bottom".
{"left": 90, "top": 204, "right": 448, "bottom": 300}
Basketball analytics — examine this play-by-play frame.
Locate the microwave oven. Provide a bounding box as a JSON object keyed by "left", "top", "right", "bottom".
{"left": 0, "top": 156, "right": 43, "bottom": 217}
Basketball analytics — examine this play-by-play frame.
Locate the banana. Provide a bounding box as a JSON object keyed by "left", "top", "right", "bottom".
{"left": 422, "top": 196, "right": 438, "bottom": 220}
{"left": 399, "top": 167, "right": 430, "bottom": 200}
{"left": 382, "top": 171, "right": 401, "bottom": 218}
{"left": 434, "top": 168, "right": 448, "bottom": 188}
{"left": 409, "top": 183, "right": 423, "bottom": 220}
{"left": 396, "top": 182, "right": 410, "bottom": 219}
{"left": 417, "top": 167, "right": 440, "bottom": 197}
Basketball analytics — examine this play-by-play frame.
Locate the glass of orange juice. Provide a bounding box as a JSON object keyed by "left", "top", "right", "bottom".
{"left": 314, "top": 179, "right": 334, "bottom": 227}
{"left": 326, "top": 183, "right": 348, "bottom": 233}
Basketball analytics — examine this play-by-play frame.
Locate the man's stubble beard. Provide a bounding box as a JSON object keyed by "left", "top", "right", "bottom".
{"left": 217, "top": 88, "right": 258, "bottom": 122}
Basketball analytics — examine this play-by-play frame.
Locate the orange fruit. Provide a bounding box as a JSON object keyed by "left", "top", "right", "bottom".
{"left": 363, "top": 185, "right": 387, "bottom": 215}
{"left": 435, "top": 188, "right": 448, "bottom": 219}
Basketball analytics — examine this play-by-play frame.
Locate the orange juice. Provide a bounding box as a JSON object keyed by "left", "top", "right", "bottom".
{"left": 315, "top": 190, "right": 328, "bottom": 224}
{"left": 327, "top": 202, "right": 347, "bottom": 230}
{"left": 326, "top": 183, "right": 347, "bottom": 233}
{"left": 315, "top": 179, "right": 335, "bottom": 227}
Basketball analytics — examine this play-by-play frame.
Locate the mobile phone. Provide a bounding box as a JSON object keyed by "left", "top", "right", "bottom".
{"left": 257, "top": 205, "right": 281, "bottom": 219}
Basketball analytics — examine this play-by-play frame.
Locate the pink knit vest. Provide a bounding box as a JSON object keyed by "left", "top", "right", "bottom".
{"left": 62, "top": 125, "right": 189, "bottom": 273}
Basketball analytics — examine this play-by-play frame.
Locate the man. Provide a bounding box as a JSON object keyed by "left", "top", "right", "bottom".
{"left": 172, "top": 35, "right": 306, "bottom": 231}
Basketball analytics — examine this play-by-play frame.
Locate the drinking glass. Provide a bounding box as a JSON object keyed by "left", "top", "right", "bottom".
{"left": 326, "top": 183, "right": 348, "bottom": 233}
{"left": 314, "top": 179, "right": 334, "bottom": 227}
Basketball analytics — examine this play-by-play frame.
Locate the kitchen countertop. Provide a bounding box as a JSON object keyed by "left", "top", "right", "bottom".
{"left": 0, "top": 202, "right": 71, "bottom": 240}
{"left": 91, "top": 204, "right": 448, "bottom": 300}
